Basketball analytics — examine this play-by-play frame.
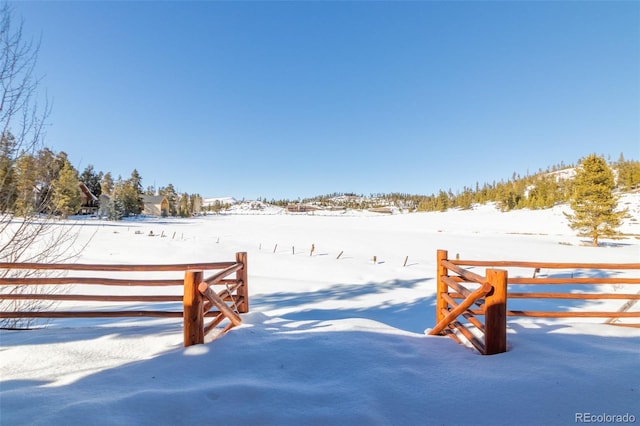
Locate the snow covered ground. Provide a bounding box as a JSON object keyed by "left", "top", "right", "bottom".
{"left": 1, "top": 194, "right": 639, "bottom": 425}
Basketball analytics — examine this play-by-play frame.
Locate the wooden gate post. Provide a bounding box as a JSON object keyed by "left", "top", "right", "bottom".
{"left": 484, "top": 268, "right": 507, "bottom": 355}
{"left": 436, "top": 250, "right": 449, "bottom": 326}
{"left": 235, "top": 252, "right": 249, "bottom": 313}
{"left": 184, "top": 270, "right": 204, "bottom": 347}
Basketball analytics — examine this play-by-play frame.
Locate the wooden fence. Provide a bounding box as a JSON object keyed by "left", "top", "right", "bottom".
{"left": 0, "top": 252, "right": 248, "bottom": 347}
{"left": 429, "top": 249, "right": 640, "bottom": 355}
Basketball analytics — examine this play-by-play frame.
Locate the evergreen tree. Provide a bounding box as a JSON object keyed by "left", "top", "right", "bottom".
{"left": 108, "top": 170, "right": 144, "bottom": 217}
{"left": 129, "top": 169, "right": 143, "bottom": 195}
{"left": 564, "top": 154, "right": 627, "bottom": 246}
{"left": 615, "top": 153, "right": 640, "bottom": 191}
{"left": 159, "top": 184, "right": 178, "bottom": 216}
{"left": 108, "top": 177, "right": 126, "bottom": 220}
{"left": 107, "top": 191, "right": 125, "bottom": 220}
{"left": 100, "top": 172, "right": 114, "bottom": 195}
{"left": 51, "top": 160, "right": 82, "bottom": 218}
{"left": 455, "top": 187, "right": 473, "bottom": 210}
{"left": 179, "top": 193, "right": 189, "bottom": 217}
{"left": 80, "top": 165, "right": 103, "bottom": 198}
{"left": 120, "top": 184, "right": 139, "bottom": 216}
{"left": 189, "top": 193, "right": 203, "bottom": 215}
{"left": 13, "top": 154, "right": 37, "bottom": 216}
{"left": 435, "top": 190, "right": 449, "bottom": 212}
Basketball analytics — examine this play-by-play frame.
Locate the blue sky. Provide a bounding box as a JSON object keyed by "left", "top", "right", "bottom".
{"left": 12, "top": 1, "right": 639, "bottom": 200}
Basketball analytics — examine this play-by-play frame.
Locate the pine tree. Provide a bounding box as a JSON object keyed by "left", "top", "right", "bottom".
{"left": 13, "top": 154, "right": 37, "bottom": 216}
{"left": 108, "top": 177, "right": 126, "bottom": 220}
{"left": 114, "top": 170, "right": 144, "bottom": 216}
{"left": 435, "top": 190, "right": 449, "bottom": 212}
{"left": 179, "top": 193, "right": 189, "bottom": 217}
{"left": 80, "top": 165, "right": 103, "bottom": 198}
{"left": 100, "top": 172, "right": 114, "bottom": 195}
{"left": 615, "top": 153, "right": 640, "bottom": 191}
{"left": 107, "top": 193, "right": 125, "bottom": 220}
{"left": 52, "top": 160, "right": 82, "bottom": 218}
{"left": 564, "top": 154, "right": 627, "bottom": 246}
{"left": 159, "top": 184, "right": 178, "bottom": 216}
{"left": 129, "top": 169, "right": 143, "bottom": 195}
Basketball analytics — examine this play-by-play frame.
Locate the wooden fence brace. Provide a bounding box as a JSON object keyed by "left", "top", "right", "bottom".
{"left": 436, "top": 250, "right": 449, "bottom": 324}
{"left": 235, "top": 252, "right": 249, "bottom": 313}
{"left": 183, "top": 270, "right": 204, "bottom": 347}
{"left": 404, "top": 256, "right": 409, "bottom": 267}
{"left": 484, "top": 268, "right": 508, "bottom": 355}
{"left": 429, "top": 281, "right": 492, "bottom": 336}
{"left": 337, "top": 251, "right": 343, "bottom": 260}
{"left": 198, "top": 282, "right": 242, "bottom": 326}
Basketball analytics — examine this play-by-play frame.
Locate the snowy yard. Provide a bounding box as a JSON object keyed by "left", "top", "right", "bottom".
{"left": 1, "top": 196, "right": 639, "bottom": 425}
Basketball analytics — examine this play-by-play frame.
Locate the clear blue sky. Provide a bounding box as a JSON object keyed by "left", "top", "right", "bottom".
{"left": 12, "top": 1, "right": 640, "bottom": 200}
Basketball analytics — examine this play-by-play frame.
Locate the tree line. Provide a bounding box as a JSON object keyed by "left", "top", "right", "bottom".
{"left": 0, "top": 133, "right": 203, "bottom": 220}
{"left": 278, "top": 155, "right": 639, "bottom": 214}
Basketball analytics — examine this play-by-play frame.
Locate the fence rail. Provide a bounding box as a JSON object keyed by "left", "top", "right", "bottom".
{"left": 0, "top": 252, "right": 248, "bottom": 346}
{"left": 430, "top": 249, "right": 640, "bottom": 355}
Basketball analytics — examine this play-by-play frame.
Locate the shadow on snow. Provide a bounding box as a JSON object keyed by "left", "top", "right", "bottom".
{"left": 252, "top": 277, "right": 436, "bottom": 334}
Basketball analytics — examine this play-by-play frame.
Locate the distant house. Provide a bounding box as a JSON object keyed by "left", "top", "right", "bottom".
{"left": 78, "top": 183, "right": 99, "bottom": 215}
{"left": 142, "top": 195, "right": 169, "bottom": 217}
{"left": 286, "top": 204, "right": 321, "bottom": 213}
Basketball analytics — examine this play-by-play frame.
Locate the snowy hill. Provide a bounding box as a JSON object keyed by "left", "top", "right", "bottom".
{"left": 203, "top": 196, "right": 238, "bottom": 207}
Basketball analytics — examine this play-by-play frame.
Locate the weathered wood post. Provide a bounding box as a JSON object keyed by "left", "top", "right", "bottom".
{"left": 484, "top": 268, "right": 508, "bottom": 355}
{"left": 436, "top": 250, "right": 449, "bottom": 326}
{"left": 184, "top": 270, "right": 204, "bottom": 347}
{"left": 236, "top": 252, "right": 249, "bottom": 313}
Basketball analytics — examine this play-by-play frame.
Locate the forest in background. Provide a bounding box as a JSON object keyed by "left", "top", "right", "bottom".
{"left": 1, "top": 131, "right": 639, "bottom": 219}
{"left": 266, "top": 154, "right": 640, "bottom": 213}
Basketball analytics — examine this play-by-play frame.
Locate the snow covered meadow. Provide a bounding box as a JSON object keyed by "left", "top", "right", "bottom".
{"left": 1, "top": 195, "right": 639, "bottom": 425}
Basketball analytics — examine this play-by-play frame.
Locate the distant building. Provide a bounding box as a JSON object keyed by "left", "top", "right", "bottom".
{"left": 286, "top": 204, "right": 321, "bottom": 213}
{"left": 78, "top": 183, "right": 99, "bottom": 215}
{"left": 142, "top": 195, "right": 169, "bottom": 216}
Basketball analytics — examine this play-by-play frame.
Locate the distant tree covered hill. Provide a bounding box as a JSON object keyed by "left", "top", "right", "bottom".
{"left": 269, "top": 156, "right": 640, "bottom": 213}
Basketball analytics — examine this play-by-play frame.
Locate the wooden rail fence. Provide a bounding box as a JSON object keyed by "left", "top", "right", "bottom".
{"left": 429, "top": 249, "right": 640, "bottom": 355}
{"left": 0, "top": 252, "right": 248, "bottom": 347}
